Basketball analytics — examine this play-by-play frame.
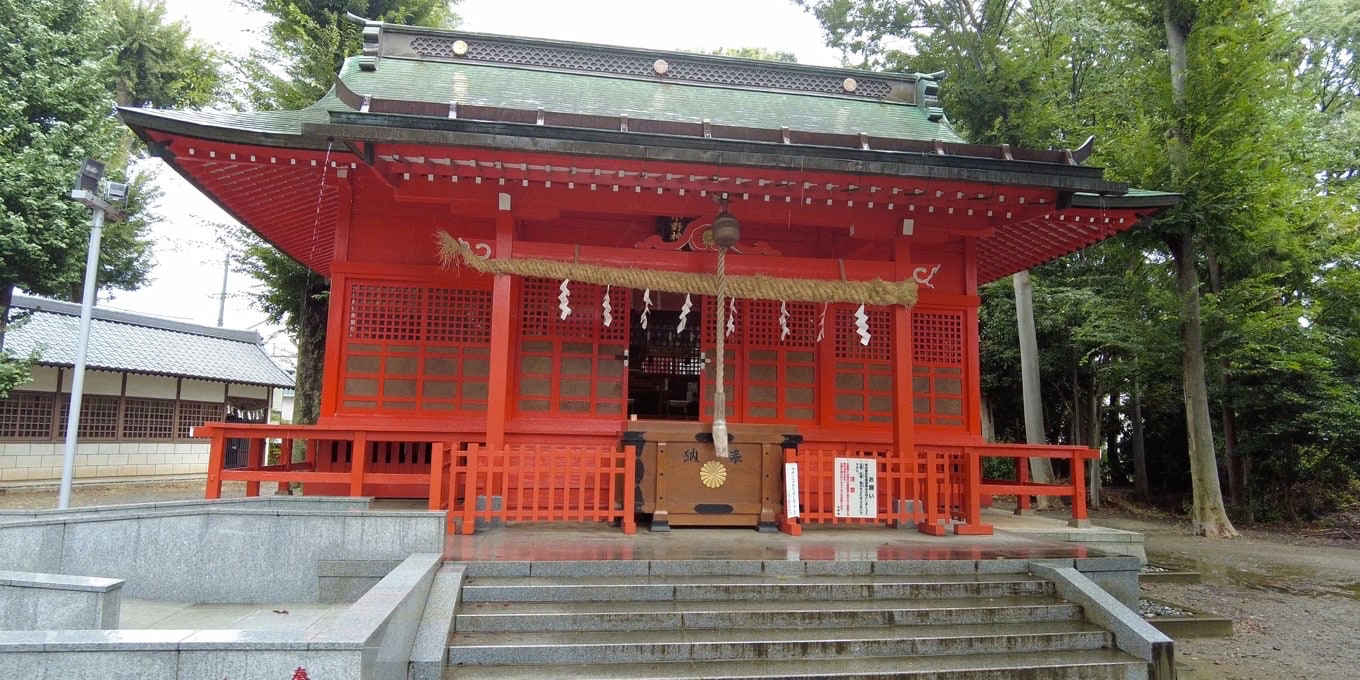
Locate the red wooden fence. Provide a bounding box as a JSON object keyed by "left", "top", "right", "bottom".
{"left": 779, "top": 441, "right": 1096, "bottom": 535}
{"left": 198, "top": 424, "right": 1092, "bottom": 536}
{"left": 454, "top": 443, "right": 636, "bottom": 535}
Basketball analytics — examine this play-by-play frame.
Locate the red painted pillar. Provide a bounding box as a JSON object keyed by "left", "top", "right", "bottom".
{"left": 428, "top": 442, "right": 445, "bottom": 511}
{"left": 205, "top": 428, "right": 225, "bottom": 500}
{"left": 1071, "top": 451, "right": 1088, "bottom": 521}
{"left": 349, "top": 431, "right": 368, "bottom": 497}
{"left": 319, "top": 177, "right": 352, "bottom": 420}
{"left": 485, "top": 200, "right": 515, "bottom": 451}
{"left": 245, "top": 436, "right": 264, "bottom": 497}
{"left": 893, "top": 238, "right": 937, "bottom": 534}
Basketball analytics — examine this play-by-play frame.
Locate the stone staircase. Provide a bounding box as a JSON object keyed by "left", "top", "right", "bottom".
{"left": 442, "top": 561, "right": 1146, "bottom": 679}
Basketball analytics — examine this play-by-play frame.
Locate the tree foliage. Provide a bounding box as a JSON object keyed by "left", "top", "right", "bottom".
{"left": 0, "top": 0, "right": 224, "bottom": 395}
{"left": 803, "top": 0, "right": 1360, "bottom": 525}
{"left": 693, "top": 47, "right": 799, "bottom": 63}
{"left": 238, "top": 0, "right": 456, "bottom": 110}
{"left": 102, "top": 0, "right": 226, "bottom": 108}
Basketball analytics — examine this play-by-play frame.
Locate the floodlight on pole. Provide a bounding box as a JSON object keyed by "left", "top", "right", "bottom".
{"left": 59, "top": 159, "right": 125, "bottom": 509}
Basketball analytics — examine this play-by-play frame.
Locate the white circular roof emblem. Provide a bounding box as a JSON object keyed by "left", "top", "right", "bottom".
{"left": 843, "top": 78, "right": 858, "bottom": 92}
{"left": 654, "top": 59, "right": 670, "bottom": 75}
{"left": 452, "top": 40, "right": 469, "bottom": 56}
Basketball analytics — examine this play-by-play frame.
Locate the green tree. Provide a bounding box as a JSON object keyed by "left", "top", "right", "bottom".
{"left": 1, "top": 0, "right": 225, "bottom": 395}
{"left": 802, "top": 0, "right": 1356, "bottom": 531}
{"left": 0, "top": 0, "right": 135, "bottom": 392}
{"left": 102, "top": 0, "right": 226, "bottom": 109}
{"left": 233, "top": 232, "right": 330, "bottom": 426}
{"left": 694, "top": 47, "right": 798, "bottom": 62}
{"left": 239, "top": 0, "right": 456, "bottom": 110}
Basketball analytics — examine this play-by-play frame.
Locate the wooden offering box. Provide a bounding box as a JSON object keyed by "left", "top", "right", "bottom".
{"left": 623, "top": 421, "right": 799, "bottom": 531}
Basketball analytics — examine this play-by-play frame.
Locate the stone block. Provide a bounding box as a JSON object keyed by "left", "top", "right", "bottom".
{"left": 409, "top": 564, "right": 464, "bottom": 680}
{"left": 0, "top": 524, "right": 65, "bottom": 573}
{"left": 180, "top": 649, "right": 362, "bottom": 680}
{"left": 0, "top": 650, "right": 179, "bottom": 680}
{"left": 0, "top": 571, "right": 123, "bottom": 631}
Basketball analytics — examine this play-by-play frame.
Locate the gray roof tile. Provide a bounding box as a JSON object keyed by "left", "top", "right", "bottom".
{"left": 4, "top": 295, "right": 293, "bottom": 388}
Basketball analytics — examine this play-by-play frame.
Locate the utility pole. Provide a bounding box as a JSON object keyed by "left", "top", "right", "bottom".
{"left": 60, "top": 160, "right": 126, "bottom": 509}
{"left": 218, "top": 252, "right": 229, "bottom": 327}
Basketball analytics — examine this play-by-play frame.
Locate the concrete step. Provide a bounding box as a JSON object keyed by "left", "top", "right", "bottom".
{"left": 447, "top": 620, "right": 1113, "bottom": 666}
{"left": 460, "top": 559, "right": 1034, "bottom": 578}
{"left": 459, "top": 573, "right": 1056, "bottom": 603}
{"left": 456, "top": 595, "right": 1085, "bottom": 633}
{"left": 443, "top": 648, "right": 1144, "bottom": 679}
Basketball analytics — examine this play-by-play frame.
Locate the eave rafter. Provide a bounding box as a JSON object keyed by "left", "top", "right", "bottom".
{"left": 133, "top": 127, "right": 1168, "bottom": 283}
{"left": 350, "top": 140, "right": 1071, "bottom": 237}
{"left": 148, "top": 133, "right": 348, "bottom": 276}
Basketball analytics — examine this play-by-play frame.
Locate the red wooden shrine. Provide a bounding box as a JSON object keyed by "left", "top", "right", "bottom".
{"left": 123, "top": 19, "right": 1174, "bottom": 535}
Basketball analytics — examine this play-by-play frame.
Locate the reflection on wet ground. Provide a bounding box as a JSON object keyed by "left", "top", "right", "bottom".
{"left": 1152, "top": 552, "right": 1360, "bottom": 600}
{"left": 444, "top": 523, "right": 1102, "bottom": 563}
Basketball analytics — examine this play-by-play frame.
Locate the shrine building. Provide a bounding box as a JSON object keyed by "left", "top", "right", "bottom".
{"left": 120, "top": 18, "right": 1175, "bottom": 535}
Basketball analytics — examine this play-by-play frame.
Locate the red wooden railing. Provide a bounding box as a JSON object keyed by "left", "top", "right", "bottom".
{"left": 779, "top": 449, "right": 916, "bottom": 533}
{"left": 453, "top": 443, "right": 636, "bottom": 535}
{"left": 194, "top": 423, "right": 462, "bottom": 509}
{"left": 780, "top": 441, "right": 1096, "bottom": 536}
{"left": 198, "top": 424, "right": 1090, "bottom": 537}
{"left": 970, "top": 442, "right": 1100, "bottom": 523}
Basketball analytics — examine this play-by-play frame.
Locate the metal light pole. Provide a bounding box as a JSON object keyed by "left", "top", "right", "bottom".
{"left": 59, "top": 160, "right": 125, "bottom": 509}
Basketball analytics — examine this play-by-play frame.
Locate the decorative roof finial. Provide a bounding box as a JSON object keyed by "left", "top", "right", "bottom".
{"left": 344, "top": 14, "right": 383, "bottom": 71}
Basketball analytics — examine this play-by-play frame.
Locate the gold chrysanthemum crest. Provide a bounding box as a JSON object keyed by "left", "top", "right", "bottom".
{"left": 699, "top": 461, "right": 728, "bottom": 488}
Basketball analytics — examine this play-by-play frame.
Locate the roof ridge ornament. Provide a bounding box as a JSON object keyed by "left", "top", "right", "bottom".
{"left": 917, "top": 72, "right": 945, "bottom": 122}
{"left": 345, "top": 13, "right": 383, "bottom": 71}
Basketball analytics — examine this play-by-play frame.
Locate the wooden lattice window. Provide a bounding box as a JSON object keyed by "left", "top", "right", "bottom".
{"left": 347, "top": 284, "right": 424, "bottom": 341}
{"left": 58, "top": 395, "right": 120, "bottom": 439}
{"left": 741, "top": 300, "right": 817, "bottom": 423}
{"left": 0, "top": 392, "right": 56, "bottom": 439}
{"left": 831, "top": 305, "right": 894, "bottom": 424}
{"left": 340, "top": 281, "right": 494, "bottom": 414}
{"left": 516, "top": 279, "right": 627, "bottom": 417}
{"left": 700, "top": 295, "right": 743, "bottom": 346}
{"left": 177, "top": 401, "right": 226, "bottom": 439}
{"left": 122, "top": 398, "right": 176, "bottom": 439}
{"left": 912, "top": 309, "right": 965, "bottom": 428}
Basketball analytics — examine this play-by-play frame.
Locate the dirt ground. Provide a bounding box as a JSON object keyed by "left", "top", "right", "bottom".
{"left": 1092, "top": 512, "right": 1360, "bottom": 680}
{"left": 4, "top": 481, "right": 1357, "bottom": 678}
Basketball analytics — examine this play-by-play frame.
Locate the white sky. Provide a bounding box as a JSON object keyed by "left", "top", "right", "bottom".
{"left": 107, "top": 0, "right": 844, "bottom": 362}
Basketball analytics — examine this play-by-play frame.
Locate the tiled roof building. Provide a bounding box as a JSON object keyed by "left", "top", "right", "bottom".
{"left": 0, "top": 294, "right": 293, "bottom": 486}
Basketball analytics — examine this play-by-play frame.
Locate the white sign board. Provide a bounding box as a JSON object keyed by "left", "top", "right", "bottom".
{"left": 834, "top": 458, "right": 877, "bottom": 519}
{"left": 784, "top": 463, "right": 800, "bottom": 519}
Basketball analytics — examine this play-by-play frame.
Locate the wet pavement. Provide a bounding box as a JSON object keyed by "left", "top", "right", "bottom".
{"left": 443, "top": 520, "right": 1103, "bottom": 563}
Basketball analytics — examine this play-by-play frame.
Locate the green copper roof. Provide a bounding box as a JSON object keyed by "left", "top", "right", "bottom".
{"left": 338, "top": 56, "right": 965, "bottom": 143}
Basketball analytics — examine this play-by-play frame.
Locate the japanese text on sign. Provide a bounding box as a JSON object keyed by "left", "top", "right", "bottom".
{"left": 784, "top": 463, "right": 800, "bottom": 519}
{"left": 834, "top": 458, "right": 877, "bottom": 518}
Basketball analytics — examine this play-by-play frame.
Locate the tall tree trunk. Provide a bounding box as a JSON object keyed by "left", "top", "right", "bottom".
{"left": 1132, "top": 376, "right": 1149, "bottom": 495}
{"left": 980, "top": 395, "right": 996, "bottom": 443}
{"left": 1173, "top": 234, "right": 1238, "bottom": 536}
{"left": 1087, "top": 372, "right": 1101, "bottom": 510}
{"left": 1105, "top": 390, "right": 1125, "bottom": 483}
{"left": 1013, "top": 270, "right": 1056, "bottom": 508}
{"left": 0, "top": 284, "right": 12, "bottom": 352}
{"left": 1165, "top": 0, "right": 1237, "bottom": 537}
{"left": 1208, "top": 247, "right": 1243, "bottom": 508}
{"left": 293, "top": 281, "right": 328, "bottom": 428}
{"left": 1071, "top": 361, "right": 1083, "bottom": 445}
